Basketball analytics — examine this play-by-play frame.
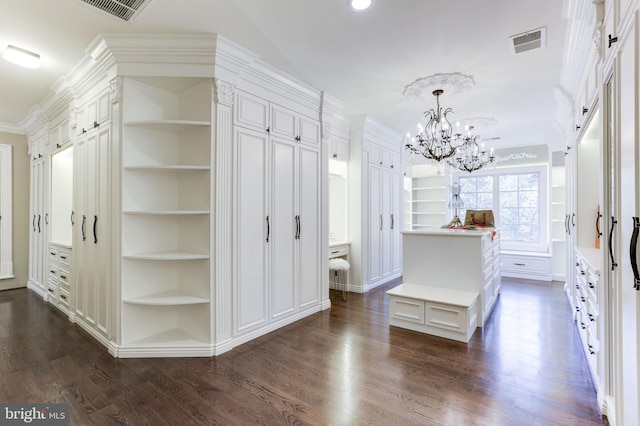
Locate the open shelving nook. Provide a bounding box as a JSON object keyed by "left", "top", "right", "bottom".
{"left": 120, "top": 76, "right": 213, "bottom": 354}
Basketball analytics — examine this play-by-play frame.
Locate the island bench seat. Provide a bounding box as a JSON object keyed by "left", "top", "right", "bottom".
{"left": 386, "top": 283, "right": 479, "bottom": 343}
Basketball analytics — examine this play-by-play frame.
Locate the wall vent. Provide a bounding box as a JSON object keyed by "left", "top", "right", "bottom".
{"left": 508, "top": 27, "right": 546, "bottom": 55}
{"left": 80, "top": 0, "right": 152, "bottom": 22}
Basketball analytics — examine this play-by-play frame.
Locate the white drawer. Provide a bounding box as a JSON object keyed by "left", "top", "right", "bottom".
{"left": 329, "top": 244, "right": 349, "bottom": 259}
{"left": 389, "top": 296, "right": 425, "bottom": 324}
{"left": 501, "top": 253, "right": 551, "bottom": 280}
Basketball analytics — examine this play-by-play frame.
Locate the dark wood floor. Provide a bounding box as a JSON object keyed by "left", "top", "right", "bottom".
{"left": 0, "top": 279, "right": 607, "bottom": 425}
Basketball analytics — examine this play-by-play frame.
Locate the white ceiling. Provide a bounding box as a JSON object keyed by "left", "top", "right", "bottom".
{"left": 1, "top": 0, "right": 568, "bottom": 150}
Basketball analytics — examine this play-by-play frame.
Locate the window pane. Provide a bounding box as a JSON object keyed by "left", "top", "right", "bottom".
{"left": 519, "top": 173, "right": 538, "bottom": 190}
{"left": 499, "top": 175, "right": 518, "bottom": 191}
{"left": 456, "top": 170, "right": 541, "bottom": 244}
{"left": 477, "top": 176, "right": 493, "bottom": 192}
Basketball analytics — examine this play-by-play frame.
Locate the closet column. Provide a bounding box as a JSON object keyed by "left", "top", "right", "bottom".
{"left": 213, "top": 78, "right": 235, "bottom": 351}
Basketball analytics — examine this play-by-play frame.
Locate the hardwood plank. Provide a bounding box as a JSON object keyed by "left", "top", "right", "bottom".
{"left": 0, "top": 280, "right": 608, "bottom": 425}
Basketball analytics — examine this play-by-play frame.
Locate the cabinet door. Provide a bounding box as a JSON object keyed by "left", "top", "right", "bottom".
{"left": 74, "top": 135, "right": 88, "bottom": 319}
{"left": 234, "top": 90, "right": 269, "bottom": 131}
{"left": 234, "top": 127, "right": 269, "bottom": 333}
{"left": 615, "top": 23, "right": 639, "bottom": 426}
{"left": 270, "top": 104, "right": 297, "bottom": 140}
{"left": 368, "top": 165, "right": 382, "bottom": 283}
{"left": 271, "top": 137, "right": 296, "bottom": 319}
{"left": 297, "top": 115, "right": 320, "bottom": 147}
{"left": 94, "top": 127, "right": 110, "bottom": 338}
{"left": 380, "top": 167, "right": 392, "bottom": 277}
{"left": 390, "top": 171, "right": 403, "bottom": 274}
{"left": 297, "top": 144, "right": 320, "bottom": 308}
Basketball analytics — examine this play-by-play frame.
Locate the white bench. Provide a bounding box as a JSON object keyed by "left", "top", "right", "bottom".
{"left": 386, "top": 283, "right": 479, "bottom": 343}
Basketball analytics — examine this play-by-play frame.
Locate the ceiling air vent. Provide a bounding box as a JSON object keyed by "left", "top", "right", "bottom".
{"left": 508, "top": 27, "right": 546, "bottom": 55}
{"left": 80, "top": 0, "right": 152, "bottom": 22}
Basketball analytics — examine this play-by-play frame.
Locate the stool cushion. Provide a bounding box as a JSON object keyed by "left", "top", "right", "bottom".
{"left": 329, "top": 258, "right": 350, "bottom": 271}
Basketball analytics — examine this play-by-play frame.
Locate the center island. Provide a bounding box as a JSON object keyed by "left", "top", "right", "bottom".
{"left": 387, "top": 228, "right": 501, "bottom": 342}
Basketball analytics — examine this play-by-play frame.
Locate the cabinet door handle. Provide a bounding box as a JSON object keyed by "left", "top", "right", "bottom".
{"left": 266, "top": 216, "right": 270, "bottom": 242}
{"left": 82, "top": 215, "right": 86, "bottom": 242}
{"left": 609, "top": 216, "right": 617, "bottom": 270}
{"left": 391, "top": 214, "right": 394, "bottom": 230}
{"left": 32, "top": 215, "right": 36, "bottom": 232}
{"left": 631, "top": 217, "right": 640, "bottom": 290}
{"left": 380, "top": 215, "right": 383, "bottom": 231}
{"left": 38, "top": 214, "right": 41, "bottom": 233}
{"left": 45, "top": 213, "right": 49, "bottom": 225}
{"left": 93, "top": 215, "right": 98, "bottom": 244}
{"left": 572, "top": 213, "right": 576, "bottom": 228}
{"left": 596, "top": 212, "right": 602, "bottom": 236}
{"left": 71, "top": 211, "right": 75, "bottom": 225}
{"left": 295, "top": 215, "right": 301, "bottom": 239}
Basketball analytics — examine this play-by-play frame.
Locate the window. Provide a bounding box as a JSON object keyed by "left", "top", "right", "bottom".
{"left": 456, "top": 165, "right": 548, "bottom": 252}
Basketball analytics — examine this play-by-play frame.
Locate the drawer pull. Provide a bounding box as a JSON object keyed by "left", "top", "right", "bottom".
{"left": 588, "top": 344, "right": 595, "bottom": 355}
{"left": 580, "top": 322, "right": 586, "bottom": 329}
{"left": 331, "top": 250, "right": 340, "bottom": 254}
{"left": 60, "top": 255, "right": 67, "bottom": 260}
{"left": 60, "top": 294, "right": 67, "bottom": 300}
{"left": 50, "top": 252, "right": 56, "bottom": 256}
{"left": 588, "top": 282, "right": 594, "bottom": 289}
{"left": 580, "top": 296, "right": 586, "bottom": 302}
{"left": 60, "top": 275, "right": 67, "bottom": 280}
{"left": 588, "top": 313, "right": 595, "bottom": 322}
{"left": 514, "top": 263, "right": 525, "bottom": 266}
{"left": 50, "top": 270, "right": 56, "bottom": 274}
{"left": 47, "top": 288, "right": 54, "bottom": 293}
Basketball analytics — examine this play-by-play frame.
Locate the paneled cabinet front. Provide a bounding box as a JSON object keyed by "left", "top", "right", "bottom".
{"left": 73, "top": 124, "right": 111, "bottom": 342}
{"left": 367, "top": 160, "right": 402, "bottom": 285}
{"left": 233, "top": 90, "right": 321, "bottom": 337}
{"left": 28, "top": 145, "right": 48, "bottom": 295}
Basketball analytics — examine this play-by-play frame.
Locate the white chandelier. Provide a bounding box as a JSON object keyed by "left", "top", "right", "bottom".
{"left": 404, "top": 89, "right": 495, "bottom": 172}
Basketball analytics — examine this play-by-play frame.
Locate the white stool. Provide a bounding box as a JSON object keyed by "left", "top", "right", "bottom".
{"left": 329, "top": 258, "right": 350, "bottom": 300}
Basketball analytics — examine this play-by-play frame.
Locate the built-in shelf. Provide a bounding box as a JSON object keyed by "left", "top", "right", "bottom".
{"left": 120, "top": 77, "right": 213, "bottom": 354}
{"left": 123, "top": 290, "right": 209, "bottom": 305}
{"left": 123, "top": 252, "right": 209, "bottom": 260}
{"left": 123, "top": 210, "right": 210, "bottom": 215}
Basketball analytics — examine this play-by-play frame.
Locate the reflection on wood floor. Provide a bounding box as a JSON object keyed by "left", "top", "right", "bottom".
{"left": 0, "top": 278, "right": 607, "bottom": 425}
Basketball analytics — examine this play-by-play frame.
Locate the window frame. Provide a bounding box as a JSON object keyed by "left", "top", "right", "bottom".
{"left": 452, "top": 164, "right": 549, "bottom": 253}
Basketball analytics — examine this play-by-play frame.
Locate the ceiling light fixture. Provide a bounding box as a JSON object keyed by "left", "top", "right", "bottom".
{"left": 446, "top": 126, "right": 496, "bottom": 173}
{"left": 404, "top": 89, "right": 467, "bottom": 163}
{"left": 2, "top": 45, "right": 41, "bottom": 69}
{"left": 349, "top": 0, "right": 373, "bottom": 12}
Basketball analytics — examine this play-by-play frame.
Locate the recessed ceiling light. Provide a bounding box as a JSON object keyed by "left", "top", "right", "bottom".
{"left": 2, "top": 45, "right": 41, "bottom": 69}
{"left": 349, "top": 0, "right": 373, "bottom": 12}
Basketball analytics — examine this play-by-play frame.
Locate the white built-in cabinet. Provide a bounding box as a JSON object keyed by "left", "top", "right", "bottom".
{"left": 27, "top": 138, "right": 48, "bottom": 296}
{"left": 47, "top": 121, "right": 73, "bottom": 314}
{"left": 233, "top": 89, "right": 321, "bottom": 338}
{"left": 73, "top": 87, "right": 112, "bottom": 344}
{"left": 348, "top": 117, "right": 403, "bottom": 292}
{"left": 561, "top": 2, "right": 640, "bottom": 424}
{"left": 25, "top": 34, "right": 329, "bottom": 359}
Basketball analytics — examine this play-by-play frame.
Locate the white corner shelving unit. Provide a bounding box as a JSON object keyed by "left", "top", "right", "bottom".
{"left": 120, "top": 77, "right": 213, "bottom": 354}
